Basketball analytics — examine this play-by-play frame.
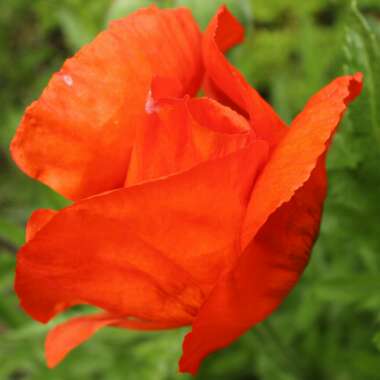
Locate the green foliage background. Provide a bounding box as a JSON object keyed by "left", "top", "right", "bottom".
{"left": 1, "top": 0, "right": 380, "bottom": 379}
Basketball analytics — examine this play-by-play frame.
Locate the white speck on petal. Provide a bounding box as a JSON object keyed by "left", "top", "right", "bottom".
{"left": 63, "top": 74, "right": 73, "bottom": 87}
{"left": 145, "top": 89, "right": 157, "bottom": 114}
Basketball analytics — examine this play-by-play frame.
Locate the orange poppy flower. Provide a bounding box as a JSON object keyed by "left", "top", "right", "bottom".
{"left": 11, "top": 5, "right": 362, "bottom": 375}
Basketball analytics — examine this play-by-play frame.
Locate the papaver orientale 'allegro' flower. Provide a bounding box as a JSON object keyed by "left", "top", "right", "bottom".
{"left": 10, "top": 5, "right": 362, "bottom": 375}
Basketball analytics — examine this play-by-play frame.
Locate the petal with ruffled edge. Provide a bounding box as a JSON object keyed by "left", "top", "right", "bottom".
{"left": 202, "top": 6, "right": 287, "bottom": 147}
{"left": 179, "top": 73, "right": 363, "bottom": 374}
{"left": 15, "top": 138, "right": 268, "bottom": 327}
{"left": 11, "top": 6, "right": 202, "bottom": 201}
{"left": 126, "top": 94, "right": 253, "bottom": 185}
{"left": 242, "top": 73, "right": 363, "bottom": 248}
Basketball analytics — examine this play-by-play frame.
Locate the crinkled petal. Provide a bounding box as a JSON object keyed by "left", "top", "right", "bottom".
{"left": 202, "top": 6, "right": 286, "bottom": 146}
{"left": 15, "top": 139, "right": 268, "bottom": 326}
{"left": 180, "top": 160, "right": 326, "bottom": 374}
{"left": 179, "top": 73, "right": 363, "bottom": 374}
{"left": 126, "top": 96, "right": 253, "bottom": 185}
{"left": 11, "top": 6, "right": 202, "bottom": 200}
{"left": 242, "top": 73, "right": 363, "bottom": 248}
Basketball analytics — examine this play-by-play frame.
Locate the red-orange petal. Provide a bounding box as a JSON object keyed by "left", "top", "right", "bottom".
{"left": 126, "top": 96, "right": 253, "bottom": 185}
{"left": 179, "top": 73, "right": 363, "bottom": 374}
{"left": 15, "top": 139, "right": 268, "bottom": 326}
{"left": 242, "top": 73, "right": 363, "bottom": 248}
{"left": 46, "top": 312, "right": 189, "bottom": 368}
{"left": 26, "top": 209, "right": 56, "bottom": 242}
{"left": 10, "top": 6, "right": 202, "bottom": 201}
{"left": 180, "top": 160, "right": 327, "bottom": 374}
{"left": 46, "top": 313, "right": 120, "bottom": 368}
{"left": 202, "top": 6, "right": 287, "bottom": 146}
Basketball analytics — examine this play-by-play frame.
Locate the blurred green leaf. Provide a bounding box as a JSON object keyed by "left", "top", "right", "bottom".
{"left": 106, "top": 0, "right": 154, "bottom": 22}
{"left": 344, "top": 0, "right": 380, "bottom": 141}
{"left": 0, "top": 219, "right": 24, "bottom": 246}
